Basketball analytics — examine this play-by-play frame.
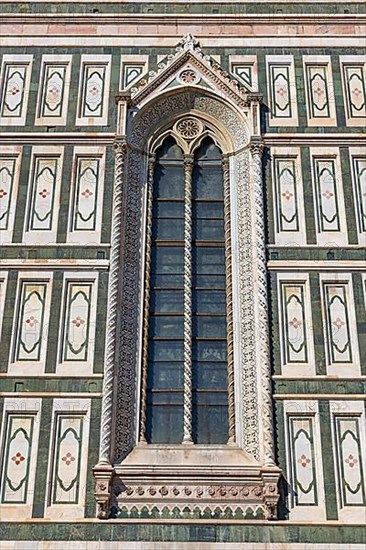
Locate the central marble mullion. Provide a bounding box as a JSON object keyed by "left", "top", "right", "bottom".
{"left": 182, "top": 154, "right": 194, "bottom": 445}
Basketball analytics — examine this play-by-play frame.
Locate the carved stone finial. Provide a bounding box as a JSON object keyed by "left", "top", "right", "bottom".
{"left": 176, "top": 33, "right": 200, "bottom": 52}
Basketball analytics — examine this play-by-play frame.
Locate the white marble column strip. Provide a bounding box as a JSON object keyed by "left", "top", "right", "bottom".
{"left": 182, "top": 154, "right": 194, "bottom": 445}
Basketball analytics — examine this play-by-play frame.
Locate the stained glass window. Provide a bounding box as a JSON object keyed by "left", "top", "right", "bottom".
{"left": 144, "top": 136, "right": 229, "bottom": 444}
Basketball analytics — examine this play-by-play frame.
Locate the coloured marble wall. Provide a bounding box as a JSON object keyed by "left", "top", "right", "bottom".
{"left": 0, "top": 1, "right": 365, "bottom": 544}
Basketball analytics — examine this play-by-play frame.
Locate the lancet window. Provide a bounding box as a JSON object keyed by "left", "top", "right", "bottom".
{"left": 139, "top": 127, "right": 234, "bottom": 445}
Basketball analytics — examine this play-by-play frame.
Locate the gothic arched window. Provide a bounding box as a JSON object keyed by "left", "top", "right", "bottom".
{"left": 140, "top": 132, "right": 231, "bottom": 446}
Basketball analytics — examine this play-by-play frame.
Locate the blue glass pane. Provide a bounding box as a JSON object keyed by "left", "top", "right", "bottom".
{"left": 147, "top": 362, "right": 184, "bottom": 389}
{"left": 152, "top": 218, "right": 184, "bottom": 240}
{"left": 192, "top": 275, "right": 226, "bottom": 288}
{"left": 146, "top": 395, "right": 183, "bottom": 443}
{"left": 192, "top": 392, "right": 228, "bottom": 444}
{"left": 193, "top": 202, "right": 224, "bottom": 219}
{"left": 151, "top": 247, "right": 184, "bottom": 274}
{"left": 193, "top": 248, "right": 225, "bottom": 274}
{"left": 149, "top": 316, "right": 184, "bottom": 338}
{"left": 147, "top": 392, "right": 184, "bottom": 405}
{"left": 194, "top": 219, "right": 224, "bottom": 240}
{"left": 193, "top": 362, "right": 228, "bottom": 389}
{"left": 193, "top": 290, "right": 226, "bottom": 313}
{"left": 153, "top": 201, "right": 184, "bottom": 218}
{"left": 193, "top": 341, "right": 227, "bottom": 362}
{"left": 157, "top": 137, "right": 184, "bottom": 160}
{"left": 195, "top": 138, "right": 222, "bottom": 161}
{"left": 150, "top": 290, "right": 184, "bottom": 313}
{"left": 193, "top": 166, "right": 223, "bottom": 200}
{"left": 193, "top": 316, "right": 226, "bottom": 338}
{"left": 148, "top": 340, "right": 184, "bottom": 361}
{"left": 154, "top": 165, "right": 184, "bottom": 199}
{"left": 150, "top": 274, "right": 184, "bottom": 288}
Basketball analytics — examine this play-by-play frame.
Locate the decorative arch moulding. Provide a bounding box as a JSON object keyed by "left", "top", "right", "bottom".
{"left": 94, "top": 34, "right": 280, "bottom": 522}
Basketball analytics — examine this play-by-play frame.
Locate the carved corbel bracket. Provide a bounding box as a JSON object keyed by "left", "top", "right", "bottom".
{"left": 93, "top": 463, "right": 115, "bottom": 519}
{"left": 261, "top": 467, "right": 281, "bottom": 520}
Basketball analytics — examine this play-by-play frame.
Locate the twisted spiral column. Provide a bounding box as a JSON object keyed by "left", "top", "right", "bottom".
{"left": 182, "top": 154, "right": 194, "bottom": 445}
{"left": 222, "top": 156, "right": 235, "bottom": 444}
{"left": 250, "top": 141, "right": 276, "bottom": 467}
{"left": 98, "top": 139, "right": 127, "bottom": 465}
{"left": 139, "top": 155, "right": 155, "bottom": 443}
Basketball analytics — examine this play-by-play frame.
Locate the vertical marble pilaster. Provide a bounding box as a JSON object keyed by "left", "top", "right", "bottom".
{"left": 249, "top": 140, "right": 276, "bottom": 468}
{"left": 93, "top": 138, "right": 127, "bottom": 519}
{"left": 182, "top": 154, "right": 194, "bottom": 445}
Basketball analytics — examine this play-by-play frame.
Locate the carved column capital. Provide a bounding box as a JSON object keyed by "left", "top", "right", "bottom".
{"left": 249, "top": 140, "right": 264, "bottom": 157}
{"left": 113, "top": 138, "right": 128, "bottom": 157}
{"left": 147, "top": 153, "right": 156, "bottom": 173}
{"left": 184, "top": 153, "right": 194, "bottom": 170}
{"left": 245, "top": 92, "right": 263, "bottom": 105}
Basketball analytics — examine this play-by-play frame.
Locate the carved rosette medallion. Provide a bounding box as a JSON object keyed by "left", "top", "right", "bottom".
{"left": 177, "top": 68, "right": 201, "bottom": 85}
{"left": 174, "top": 117, "right": 203, "bottom": 140}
